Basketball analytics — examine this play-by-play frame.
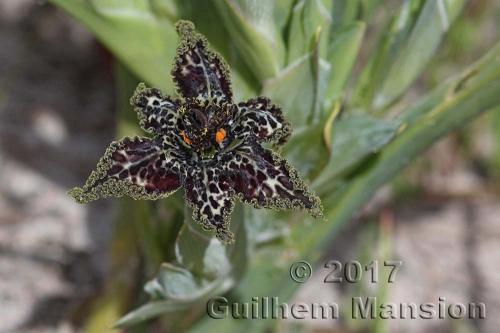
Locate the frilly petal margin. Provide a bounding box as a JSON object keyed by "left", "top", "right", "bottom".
{"left": 171, "top": 20, "right": 233, "bottom": 104}
{"left": 222, "top": 139, "right": 323, "bottom": 219}
{"left": 184, "top": 165, "right": 236, "bottom": 243}
{"left": 69, "top": 137, "right": 183, "bottom": 204}
{"left": 68, "top": 20, "right": 323, "bottom": 244}
{"left": 233, "top": 97, "right": 292, "bottom": 146}
{"left": 130, "top": 83, "right": 181, "bottom": 135}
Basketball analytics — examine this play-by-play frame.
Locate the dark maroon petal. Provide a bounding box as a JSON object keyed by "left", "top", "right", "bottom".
{"left": 172, "top": 21, "right": 232, "bottom": 104}
{"left": 69, "top": 137, "right": 185, "bottom": 203}
{"left": 130, "top": 83, "right": 180, "bottom": 134}
{"left": 184, "top": 166, "right": 235, "bottom": 242}
{"left": 233, "top": 97, "right": 291, "bottom": 145}
{"left": 222, "top": 139, "right": 322, "bottom": 217}
{"left": 147, "top": 173, "right": 181, "bottom": 193}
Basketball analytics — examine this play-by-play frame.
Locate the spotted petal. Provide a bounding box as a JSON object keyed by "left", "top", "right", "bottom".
{"left": 222, "top": 139, "right": 322, "bottom": 217}
{"left": 69, "top": 137, "right": 184, "bottom": 204}
{"left": 184, "top": 165, "right": 235, "bottom": 243}
{"left": 172, "top": 20, "right": 232, "bottom": 104}
{"left": 233, "top": 97, "right": 291, "bottom": 145}
{"left": 131, "top": 83, "right": 181, "bottom": 134}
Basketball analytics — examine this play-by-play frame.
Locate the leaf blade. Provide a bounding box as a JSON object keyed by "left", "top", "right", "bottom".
{"left": 49, "top": 0, "right": 178, "bottom": 92}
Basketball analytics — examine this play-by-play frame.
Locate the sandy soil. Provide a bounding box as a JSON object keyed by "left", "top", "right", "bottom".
{"left": 0, "top": 2, "right": 116, "bottom": 332}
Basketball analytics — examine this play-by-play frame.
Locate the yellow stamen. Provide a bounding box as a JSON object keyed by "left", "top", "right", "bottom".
{"left": 215, "top": 128, "right": 226, "bottom": 144}
{"left": 181, "top": 131, "right": 192, "bottom": 145}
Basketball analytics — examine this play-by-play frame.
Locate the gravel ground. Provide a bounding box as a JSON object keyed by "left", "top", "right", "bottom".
{"left": 0, "top": 2, "right": 116, "bottom": 332}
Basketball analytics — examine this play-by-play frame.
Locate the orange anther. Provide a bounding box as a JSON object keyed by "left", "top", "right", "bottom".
{"left": 181, "top": 131, "right": 192, "bottom": 145}
{"left": 215, "top": 128, "right": 226, "bottom": 144}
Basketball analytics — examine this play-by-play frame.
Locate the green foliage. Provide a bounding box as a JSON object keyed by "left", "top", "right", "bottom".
{"left": 287, "top": 0, "right": 332, "bottom": 64}
{"left": 324, "top": 21, "right": 365, "bottom": 110}
{"left": 49, "top": 0, "right": 500, "bottom": 332}
{"left": 263, "top": 52, "right": 330, "bottom": 126}
{"left": 50, "top": 0, "right": 178, "bottom": 92}
{"left": 214, "top": 0, "right": 285, "bottom": 81}
{"left": 353, "top": 0, "right": 466, "bottom": 111}
{"left": 313, "top": 114, "right": 402, "bottom": 191}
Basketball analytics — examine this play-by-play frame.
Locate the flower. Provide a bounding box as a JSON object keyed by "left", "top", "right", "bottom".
{"left": 69, "top": 20, "right": 323, "bottom": 243}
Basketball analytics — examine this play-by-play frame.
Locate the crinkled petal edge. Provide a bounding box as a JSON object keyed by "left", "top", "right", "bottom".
{"left": 184, "top": 192, "right": 236, "bottom": 244}
{"left": 129, "top": 83, "right": 180, "bottom": 134}
{"left": 68, "top": 137, "right": 180, "bottom": 204}
{"left": 237, "top": 151, "right": 324, "bottom": 219}
{"left": 171, "top": 20, "right": 233, "bottom": 102}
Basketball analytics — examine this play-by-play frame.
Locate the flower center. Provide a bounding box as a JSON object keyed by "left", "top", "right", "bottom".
{"left": 184, "top": 108, "right": 208, "bottom": 129}
{"left": 179, "top": 104, "right": 231, "bottom": 154}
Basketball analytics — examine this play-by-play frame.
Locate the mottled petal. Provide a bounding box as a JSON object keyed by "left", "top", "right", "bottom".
{"left": 69, "top": 137, "right": 184, "bottom": 204}
{"left": 223, "top": 139, "right": 322, "bottom": 217}
{"left": 130, "top": 83, "right": 180, "bottom": 134}
{"left": 233, "top": 97, "right": 291, "bottom": 145}
{"left": 184, "top": 166, "right": 235, "bottom": 243}
{"left": 172, "top": 20, "right": 232, "bottom": 104}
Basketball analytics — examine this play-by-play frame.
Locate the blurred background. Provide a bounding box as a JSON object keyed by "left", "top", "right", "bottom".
{"left": 0, "top": 0, "right": 499, "bottom": 333}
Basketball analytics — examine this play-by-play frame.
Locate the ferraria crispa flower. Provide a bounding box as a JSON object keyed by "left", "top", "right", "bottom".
{"left": 69, "top": 20, "right": 322, "bottom": 242}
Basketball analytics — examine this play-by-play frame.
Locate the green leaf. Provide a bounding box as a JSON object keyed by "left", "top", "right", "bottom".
{"left": 359, "top": 0, "right": 383, "bottom": 20}
{"left": 116, "top": 204, "right": 250, "bottom": 327}
{"left": 287, "top": 0, "right": 332, "bottom": 64}
{"left": 244, "top": 209, "right": 290, "bottom": 245}
{"left": 274, "top": 0, "right": 296, "bottom": 33}
{"left": 283, "top": 125, "right": 329, "bottom": 180}
{"left": 262, "top": 54, "right": 331, "bottom": 127}
{"left": 119, "top": 262, "right": 233, "bottom": 327}
{"left": 213, "top": 0, "right": 285, "bottom": 82}
{"left": 144, "top": 263, "right": 201, "bottom": 300}
{"left": 114, "top": 299, "right": 192, "bottom": 328}
{"left": 150, "top": 0, "right": 178, "bottom": 20}
{"left": 332, "top": 0, "right": 361, "bottom": 27}
{"left": 49, "top": 0, "right": 178, "bottom": 93}
{"left": 187, "top": 245, "right": 290, "bottom": 333}
{"left": 331, "top": 0, "right": 383, "bottom": 27}
{"left": 175, "top": 208, "right": 231, "bottom": 279}
{"left": 313, "top": 114, "right": 402, "bottom": 190}
{"left": 400, "top": 41, "right": 500, "bottom": 124}
{"left": 352, "top": 0, "right": 423, "bottom": 109}
{"left": 373, "top": 0, "right": 466, "bottom": 110}
{"left": 186, "top": 42, "right": 500, "bottom": 333}
{"left": 227, "top": 203, "right": 249, "bottom": 267}
{"left": 354, "top": 0, "right": 466, "bottom": 111}
{"left": 115, "top": 206, "right": 244, "bottom": 327}
{"left": 324, "top": 22, "right": 365, "bottom": 111}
